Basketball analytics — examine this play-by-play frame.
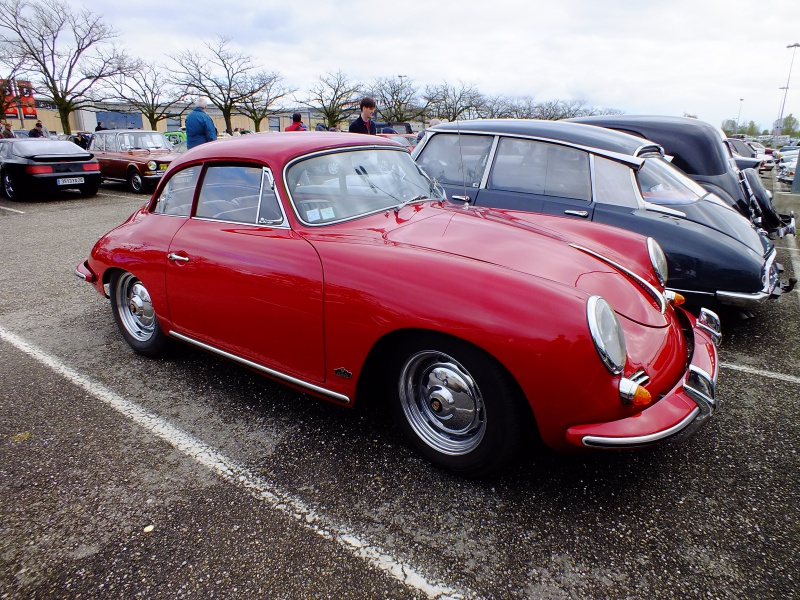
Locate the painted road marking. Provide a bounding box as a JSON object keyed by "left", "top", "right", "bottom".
{"left": 720, "top": 362, "right": 800, "bottom": 385}
{"left": 0, "top": 205, "right": 24, "bottom": 214}
{"left": 0, "top": 325, "right": 469, "bottom": 600}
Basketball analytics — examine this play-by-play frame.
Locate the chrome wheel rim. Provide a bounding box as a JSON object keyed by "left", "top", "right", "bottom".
{"left": 115, "top": 273, "right": 156, "bottom": 341}
{"left": 3, "top": 174, "right": 13, "bottom": 198}
{"left": 398, "top": 350, "right": 486, "bottom": 456}
{"left": 130, "top": 172, "right": 143, "bottom": 192}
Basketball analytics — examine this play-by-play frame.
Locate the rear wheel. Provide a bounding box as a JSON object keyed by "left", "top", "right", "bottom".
{"left": 127, "top": 169, "right": 145, "bottom": 194}
{"left": 110, "top": 271, "right": 168, "bottom": 357}
{"left": 388, "top": 334, "right": 527, "bottom": 477}
{"left": 2, "top": 171, "right": 23, "bottom": 200}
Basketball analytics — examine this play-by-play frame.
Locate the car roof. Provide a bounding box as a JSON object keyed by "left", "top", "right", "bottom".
{"left": 569, "top": 115, "right": 731, "bottom": 176}
{"left": 430, "top": 119, "right": 662, "bottom": 158}
{"left": 168, "top": 131, "right": 403, "bottom": 170}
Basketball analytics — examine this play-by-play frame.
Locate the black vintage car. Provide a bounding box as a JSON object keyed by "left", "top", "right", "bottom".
{"left": 0, "top": 138, "right": 101, "bottom": 200}
{"left": 569, "top": 115, "right": 796, "bottom": 238}
{"left": 413, "top": 119, "right": 794, "bottom": 308}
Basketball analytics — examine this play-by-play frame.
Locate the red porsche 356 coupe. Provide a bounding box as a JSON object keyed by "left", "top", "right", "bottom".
{"left": 76, "top": 132, "right": 720, "bottom": 476}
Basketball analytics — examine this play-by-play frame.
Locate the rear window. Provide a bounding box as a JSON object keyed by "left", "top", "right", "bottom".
{"left": 12, "top": 140, "right": 91, "bottom": 157}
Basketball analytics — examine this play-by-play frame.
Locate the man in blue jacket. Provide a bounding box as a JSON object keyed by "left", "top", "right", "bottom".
{"left": 186, "top": 96, "right": 217, "bottom": 149}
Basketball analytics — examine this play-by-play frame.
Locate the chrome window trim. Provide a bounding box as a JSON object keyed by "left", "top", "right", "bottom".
{"left": 169, "top": 331, "right": 351, "bottom": 404}
{"left": 643, "top": 201, "right": 687, "bottom": 218}
{"left": 478, "top": 135, "right": 500, "bottom": 190}
{"left": 570, "top": 244, "right": 667, "bottom": 314}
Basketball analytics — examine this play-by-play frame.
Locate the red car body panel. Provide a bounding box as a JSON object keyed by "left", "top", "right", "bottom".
{"left": 77, "top": 133, "right": 719, "bottom": 454}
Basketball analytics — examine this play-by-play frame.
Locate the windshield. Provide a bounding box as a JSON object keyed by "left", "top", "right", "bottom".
{"left": 637, "top": 156, "right": 709, "bottom": 205}
{"left": 117, "top": 131, "right": 172, "bottom": 151}
{"left": 285, "top": 148, "right": 444, "bottom": 225}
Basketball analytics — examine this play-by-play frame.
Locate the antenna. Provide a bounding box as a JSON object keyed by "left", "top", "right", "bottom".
{"left": 455, "top": 118, "right": 469, "bottom": 205}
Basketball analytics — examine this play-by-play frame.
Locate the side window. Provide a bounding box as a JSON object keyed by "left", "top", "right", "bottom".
{"left": 89, "top": 135, "right": 103, "bottom": 151}
{"left": 593, "top": 156, "right": 640, "bottom": 208}
{"left": 416, "top": 133, "right": 492, "bottom": 187}
{"left": 489, "top": 138, "right": 591, "bottom": 201}
{"left": 195, "top": 165, "right": 264, "bottom": 224}
{"left": 105, "top": 135, "right": 118, "bottom": 152}
{"left": 152, "top": 166, "right": 201, "bottom": 216}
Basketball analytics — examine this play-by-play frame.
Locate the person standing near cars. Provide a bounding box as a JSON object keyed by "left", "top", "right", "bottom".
{"left": 349, "top": 97, "right": 377, "bottom": 135}
{"left": 28, "top": 121, "right": 44, "bottom": 137}
{"left": 1, "top": 122, "right": 13, "bottom": 138}
{"left": 185, "top": 96, "right": 217, "bottom": 149}
{"left": 285, "top": 113, "right": 307, "bottom": 131}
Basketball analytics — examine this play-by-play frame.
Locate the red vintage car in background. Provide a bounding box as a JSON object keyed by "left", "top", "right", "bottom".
{"left": 76, "top": 132, "right": 721, "bottom": 476}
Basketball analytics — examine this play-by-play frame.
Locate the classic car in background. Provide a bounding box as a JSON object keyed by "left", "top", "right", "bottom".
{"left": 0, "top": 138, "right": 101, "bottom": 200}
{"left": 413, "top": 119, "right": 794, "bottom": 308}
{"left": 164, "top": 131, "right": 186, "bottom": 146}
{"left": 88, "top": 129, "right": 180, "bottom": 193}
{"left": 377, "top": 132, "right": 417, "bottom": 152}
{"left": 75, "top": 132, "right": 720, "bottom": 476}
{"left": 570, "top": 115, "right": 796, "bottom": 239}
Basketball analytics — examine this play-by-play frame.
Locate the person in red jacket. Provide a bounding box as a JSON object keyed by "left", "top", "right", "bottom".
{"left": 285, "top": 113, "right": 307, "bottom": 131}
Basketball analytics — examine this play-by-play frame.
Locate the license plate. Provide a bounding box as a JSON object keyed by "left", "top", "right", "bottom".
{"left": 57, "top": 177, "right": 84, "bottom": 185}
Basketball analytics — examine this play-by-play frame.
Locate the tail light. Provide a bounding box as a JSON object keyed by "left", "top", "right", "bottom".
{"left": 26, "top": 165, "right": 54, "bottom": 174}
{"left": 82, "top": 163, "right": 100, "bottom": 171}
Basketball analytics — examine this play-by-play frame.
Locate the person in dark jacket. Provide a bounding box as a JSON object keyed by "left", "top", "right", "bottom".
{"left": 185, "top": 96, "right": 217, "bottom": 149}
{"left": 29, "top": 122, "right": 44, "bottom": 137}
{"left": 348, "top": 97, "right": 377, "bottom": 135}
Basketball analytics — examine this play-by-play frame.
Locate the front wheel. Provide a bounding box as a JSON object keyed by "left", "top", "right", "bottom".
{"left": 388, "top": 335, "right": 527, "bottom": 477}
{"left": 127, "top": 169, "right": 146, "bottom": 194}
{"left": 110, "top": 271, "right": 168, "bottom": 357}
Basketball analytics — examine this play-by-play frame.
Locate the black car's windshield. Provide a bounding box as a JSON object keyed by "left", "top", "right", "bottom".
{"left": 286, "top": 148, "right": 444, "bottom": 225}
{"left": 637, "top": 156, "right": 708, "bottom": 205}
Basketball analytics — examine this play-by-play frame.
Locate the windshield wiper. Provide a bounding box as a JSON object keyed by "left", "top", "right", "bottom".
{"left": 394, "top": 194, "right": 428, "bottom": 213}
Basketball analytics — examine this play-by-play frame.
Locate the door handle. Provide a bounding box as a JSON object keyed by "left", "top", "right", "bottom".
{"left": 451, "top": 195, "right": 471, "bottom": 203}
{"left": 564, "top": 210, "right": 589, "bottom": 218}
{"left": 167, "top": 253, "right": 189, "bottom": 263}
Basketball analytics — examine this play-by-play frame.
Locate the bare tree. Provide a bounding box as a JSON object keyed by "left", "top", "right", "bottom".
{"left": 476, "top": 94, "right": 516, "bottom": 119}
{"left": 0, "top": 0, "right": 135, "bottom": 134}
{"left": 368, "top": 76, "right": 426, "bottom": 123}
{"left": 234, "top": 72, "right": 295, "bottom": 132}
{"left": 422, "top": 81, "right": 483, "bottom": 123}
{"left": 170, "top": 36, "right": 274, "bottom": 135}
{"left": 300, "top": 71, "right": 361, "bottom": 130}
{"left": 103, "top": 62, "right": 189, "bottom": 130}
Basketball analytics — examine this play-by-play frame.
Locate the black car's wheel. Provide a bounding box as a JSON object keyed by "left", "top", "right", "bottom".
{"left": 2, "top": 171, "right": 22, "bottom": 200}
{"left": 127, "top": 169, "right": 146, "bottom": 194}
{"left": 79, "top": 184, "right": 99, "bottom": 197}
{"left": 110, "top": 271, "right": 168, "bottom": 357}
{"left": 388, "top": 334, "right": 527, "bottom": 477}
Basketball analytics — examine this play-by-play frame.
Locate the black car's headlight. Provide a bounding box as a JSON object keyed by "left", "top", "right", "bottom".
{"left": 587, "top": 296, "right": 627, "bottom": 375}
{"left": 647, "top": 237, "right": 668, "bottom": 286}
{"left": 146, "top": 160, "right": 157, "bottom": 171}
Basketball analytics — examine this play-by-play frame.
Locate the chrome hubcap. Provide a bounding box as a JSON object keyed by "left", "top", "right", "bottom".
{"left": 399, "top": 350, "right": 485, "bottom": 456}
{"left": 116, "top": 274, "right": 155, "bottom": 341}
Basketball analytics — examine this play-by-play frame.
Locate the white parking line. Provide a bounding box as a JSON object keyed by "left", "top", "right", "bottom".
{"left": 0, "top": 205, "right": 24, "bottom": 214}
{"left": 0, "top": 325, "right": 469, "bottom": 600}
{"left": 720, "top": 362, "right": 800, "bottom": 385}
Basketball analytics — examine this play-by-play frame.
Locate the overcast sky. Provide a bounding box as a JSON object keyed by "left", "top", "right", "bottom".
{"left": 77, "top": 0, "right": 800, "bottom": 132}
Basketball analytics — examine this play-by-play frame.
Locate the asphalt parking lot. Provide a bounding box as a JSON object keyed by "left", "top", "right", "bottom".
{"left": 1, "top": 179, "right": 798, "bottom": 599}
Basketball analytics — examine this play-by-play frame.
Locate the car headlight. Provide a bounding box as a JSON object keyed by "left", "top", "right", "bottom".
{"left": 647, "top": 237, "right": 668, "bottom": 286}
{"left": 146, "top": 160, "right": 157, "bottom": 171}
{"left": 587, "top": 296, "right": 627, "bottom": 375}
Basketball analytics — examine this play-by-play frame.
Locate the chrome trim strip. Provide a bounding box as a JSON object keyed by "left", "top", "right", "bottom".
{"left": 643, "top": 201, "right": 687, "bottom": 218}
{"left": 581, "top": 408, "right": 700, "bottom": 447}
{"left": 479, "top": 136, "right": 500, "bottom": 190}
{"left": 570, "top": 243, "right": 667, "bottom": 314}
{"left": 168, "top": 331, "right": 351, "bottom": 404}
{"left": 74, "top": 267, "right": 87, "bottom": 281}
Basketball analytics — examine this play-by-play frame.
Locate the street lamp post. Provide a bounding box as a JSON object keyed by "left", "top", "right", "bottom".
{"left": 776, "top": 42, "right": 800, "bottom": 135}
{"left": 737, "top": 98, "right": 744, "bottom": 132}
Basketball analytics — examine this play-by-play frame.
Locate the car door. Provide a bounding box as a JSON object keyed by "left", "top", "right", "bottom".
{"left": 473, "top": 137, "right": 596, "bottom": 221}
{"left": 164, "top": 163, "right": 326, "bottom": 383}
{"left": 415, "top": 132, "right": 494, "bottom": 204}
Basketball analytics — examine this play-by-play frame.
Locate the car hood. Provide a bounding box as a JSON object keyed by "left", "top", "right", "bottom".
{"left": 652, "top": 194, "right": 765, "bottom": 255}
{"left": 383, "top": 204, "right": 668, "bottom": 328}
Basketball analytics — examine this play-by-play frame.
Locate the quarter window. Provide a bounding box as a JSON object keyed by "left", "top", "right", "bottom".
{"left": 489, "top": 138, "right": 591, "bottom": 201}
{"left": 152, "top": 166, "right": 201, "bottom": 216}
{"left": 593, "top": 156, "right": 640, "bottom": 208}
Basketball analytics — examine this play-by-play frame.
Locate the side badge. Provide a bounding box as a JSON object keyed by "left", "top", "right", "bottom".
{"left": 334, "top": 367, "right": 352, "bottom": 379}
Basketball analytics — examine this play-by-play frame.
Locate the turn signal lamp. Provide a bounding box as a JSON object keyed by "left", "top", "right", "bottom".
{"left": 665, "top": 291, "right": 685, "bottom": 306}
{"left": 619, "top": 377, "right": 653, "bottom": 407}
{"left": 631, "top": 386, "right": 653, "bottom": 407}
